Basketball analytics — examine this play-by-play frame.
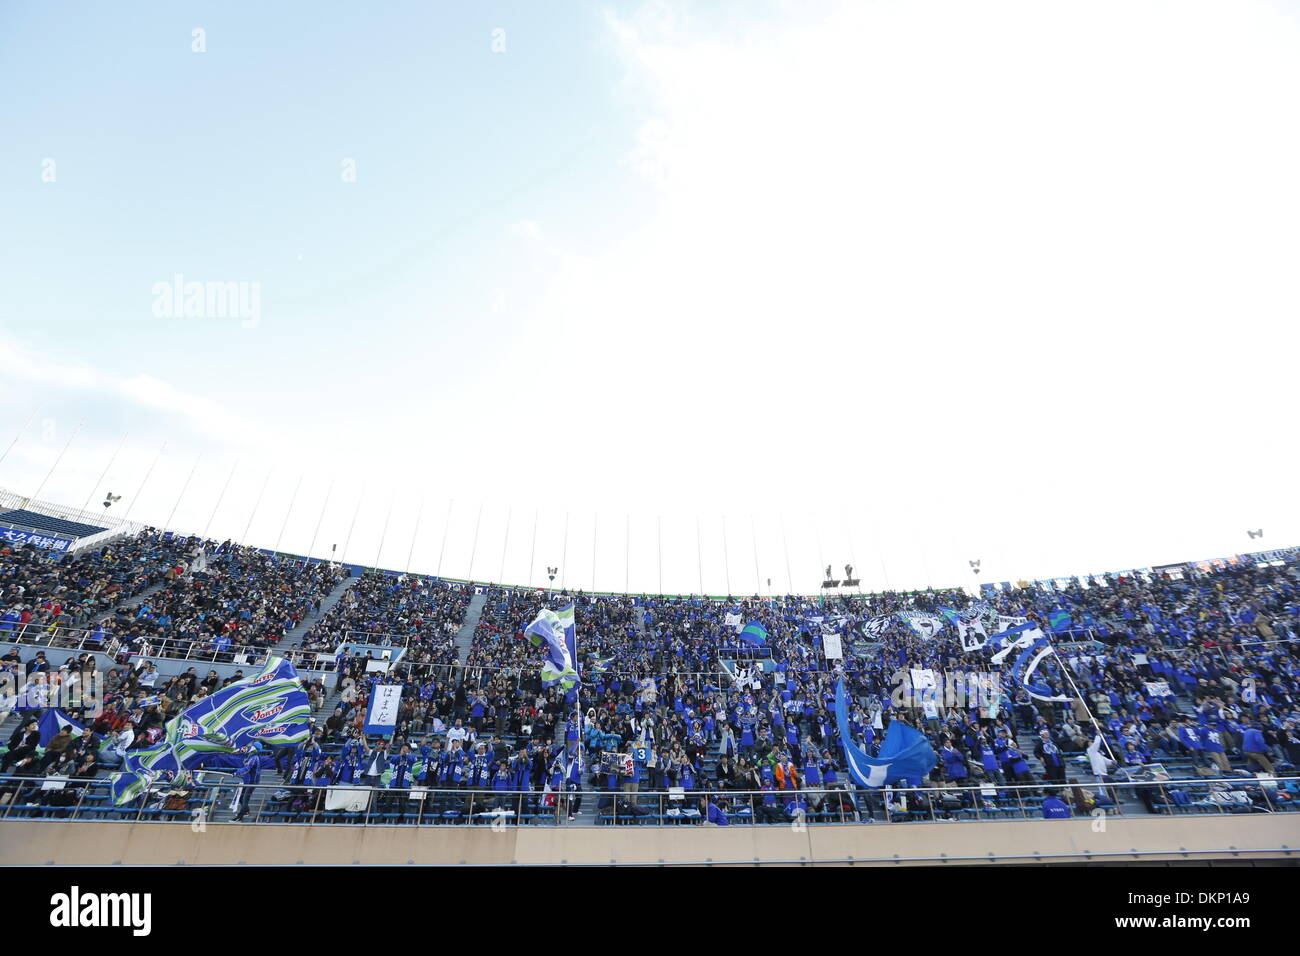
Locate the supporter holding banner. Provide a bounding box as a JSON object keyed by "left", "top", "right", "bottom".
{"left": 364, "top": 683, "right": 402, "bottom": 735}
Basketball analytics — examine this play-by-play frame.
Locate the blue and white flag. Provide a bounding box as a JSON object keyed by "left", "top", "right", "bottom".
{"left": 109, "top": 656, "right": 312, "bottom": 804}
{"left": 896, "top": 611, "right": 944, "bottom": 641}
{"left": 860, "top": 615, "right": 894, "bottom": 639}
{"left": 37, "top": 709, "right": 99, "bottom": 747}
{"left": 525, "top": 603, "right": 579, "bottom": 691}
{"left": 833, "top": 680, "right": 935, "bottom": 787}
{"left": 737, "top": 622, "right": 768, "bottom": 647}
{"left": 988, "top": 626, "right": 1068, "bottom": 702}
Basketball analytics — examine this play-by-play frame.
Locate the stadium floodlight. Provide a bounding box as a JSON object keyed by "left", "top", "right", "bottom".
{"left": 547, "top": 565, "right": 558, "bottom": 585}
{"left": 1247, "top": 529, "right": 1263, "bottom": 539}
{"left": 822, "top": 564, "right": 840, "bottom": 589}
{"left": 102, "top": 492, "right": 122, "bottom": 510}
{"left": 969, "top": 559, "right": 981, "bottom": 575}
{"left": 842, "top": 563, "right": 860, "bottom": 587}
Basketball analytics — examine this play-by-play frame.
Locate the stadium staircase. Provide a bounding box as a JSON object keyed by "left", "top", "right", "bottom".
{"left": 273, "top": 573, "right": 361, "bottom": 652}
{"left": 88, "top": 579, "right": 169, "bottom": 627}
{"left": 452, "top": 591, "right": 487, "bottom": 666}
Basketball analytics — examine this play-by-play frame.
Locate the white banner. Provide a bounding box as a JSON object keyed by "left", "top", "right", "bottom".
{"left": 364, "top": 683, "right": 403, "bottom": 734}
{"left": 325, "top": 786, "right": 372, "bottom": 812}
{"left": 822, "top": 634, "right": 843, "bottom": 660}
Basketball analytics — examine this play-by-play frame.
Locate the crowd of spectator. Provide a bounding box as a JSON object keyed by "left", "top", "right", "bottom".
{"left": 296, "top": 572, "right": 469, "bottom": 669}
{"left": 0, "top": 532, "right": 194, "bottom": 639}
{"left": 3, "top": 527, "right": 1298, "bottom": 824}
{"left": 1, "top": 530, "right": 349, "bottom": 665}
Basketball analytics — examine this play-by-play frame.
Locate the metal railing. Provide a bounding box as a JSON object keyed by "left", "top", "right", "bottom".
{"left": 0, "top": 621, "right": 343, "bottom": 673}
{"left": 1, "top": 774, "right": 1294, "bottom": 827}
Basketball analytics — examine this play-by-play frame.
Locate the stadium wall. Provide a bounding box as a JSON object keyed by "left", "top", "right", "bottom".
{"left": 2, "top": 815, "right": 1295, "bottom": 866}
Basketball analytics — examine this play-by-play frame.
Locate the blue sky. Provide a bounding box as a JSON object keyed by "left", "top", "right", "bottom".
{"left": 2, "top": 1, "right": 1299, "bottom": 593}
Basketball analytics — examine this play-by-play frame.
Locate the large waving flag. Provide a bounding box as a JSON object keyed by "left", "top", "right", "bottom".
{"left": 897, "top": 611, "right": 944, "bottom": 640}
{"left": 737, "top": 622, "right": 768, "bottom": 647}
{"left": 109, "top": 656, "right": 313, "bottom": 804}
{"left": 525, "top": 603, "right": 579, "bottom": 691}
{"left": 988, "top": 625, "right": 1069, "bottom": 703}
{"left": 38, "top": 709, "right": 100, "bottom": 747}
{"left": 859, "top": 614, "right": 894, "bottom": 639}
{"left": 833, "top": 680, "right": 935, "bottom": 787}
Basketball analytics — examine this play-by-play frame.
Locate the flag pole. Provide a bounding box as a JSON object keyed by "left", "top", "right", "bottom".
{"left": 695, "top": 515, "right": 703, "bottom": 595}
{"left": 0, "top": 403, "right": 42, "bottom": 472}
{"left": 203, "top": 458, "right": 239, "bottom": 540}
{"left": 404, "top": 494, "right": 425, "bottom": 577}
{"left": 273, "top": 473, "right": 303, "bottom": 556}
{"left": 435, "top": 497, "right": 451, "bottom": 577}
{"left": 528, "top": 508, "right": 538, "bottom": 588}
{"left": 304, "top": 476, "right": 334, "bottom": 566}
{"left": 373, "top": 492, "right": 395, "bottom": 573}
{"left": 780, "top": 512, "right": 793, "bottom": 596}
{"left": 560, "top": 511, "right": 569, "bottom": 591}
{"left": 81, "top": 430, "right": 128, "bottom": 514}
{"left": 164, "top": 452, "right": 202, "bottom": 532}
{"left": 123, "top": 439, "right": 166, "bottom": 524}
{"left": 1041, "top": 628, "right": 1119, "bottom": 763}
{"left": 241, "top": 467, "right": 272, "bottom": 545}
{"left": 30, "top": 418, "right": 83, "bottom": 503}
{"left": 721, "top": 513, "right": 731, "bottom": 596}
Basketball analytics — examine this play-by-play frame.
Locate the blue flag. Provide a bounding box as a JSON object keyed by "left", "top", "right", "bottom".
{"left": 737, "top": 622, "right": 768, "bottom": 647}
{"left": 833, "top": 680, "right": 935, "bottom": 787}
{"left": 38, "top": 709, "right": 99, "bottom": 747}
{"left": 525, "top": 603, "right": 579, "bottom": 690}
{"left": 1048, "top": 610, "right": 1073, "bottom": 633}
{"left": 109, "top": 656, "right": 312, "bottom": 804}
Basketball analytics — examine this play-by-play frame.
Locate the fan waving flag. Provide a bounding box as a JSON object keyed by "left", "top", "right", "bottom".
{"left": 525, "top": 603, "right": 579, "bottom": 691}
{"left": 38, "top": 708, "right": 99, "bottom": 747}
{"left": 108, "top": 655, "right": 313, "bottom": 804}
{"left": 737, "top": 622, "right": 768, "bottom": 647}
{"left": 833, "top": 680, "right": 935, "bottom": 787}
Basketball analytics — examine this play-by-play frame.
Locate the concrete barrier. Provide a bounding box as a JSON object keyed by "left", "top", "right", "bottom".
{"left": 2, "top": 814, "right": 1296, "bottom": 866}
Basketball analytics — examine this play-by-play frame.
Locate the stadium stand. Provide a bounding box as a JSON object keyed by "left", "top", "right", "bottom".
{"left": 0, "top": 506, "right": 1297, "bottom": 832}
{"left": 0, "top": 509, "right": 106, "bottom": 541}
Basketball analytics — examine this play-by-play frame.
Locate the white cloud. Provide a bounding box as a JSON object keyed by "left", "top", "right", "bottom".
{"left": 3, "top": 2, "right": 1298, "bottom": 592}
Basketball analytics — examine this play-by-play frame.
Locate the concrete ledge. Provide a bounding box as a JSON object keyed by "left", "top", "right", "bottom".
{"left": 2, "top": 815, "right": 1296, "bottom": 866}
